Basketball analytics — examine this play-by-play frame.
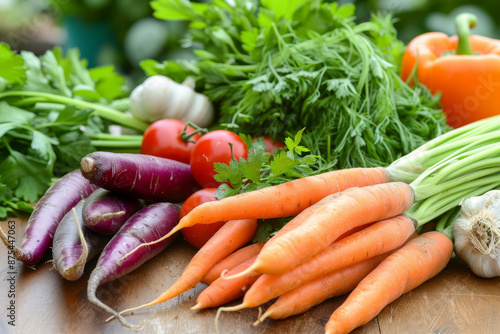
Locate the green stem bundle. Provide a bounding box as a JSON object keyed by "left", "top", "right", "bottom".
{"left": 383, "top": 114, "right": 500, "bottom": 227}
{"left": 0, "top": 91, "right": 149, "bottom": 132}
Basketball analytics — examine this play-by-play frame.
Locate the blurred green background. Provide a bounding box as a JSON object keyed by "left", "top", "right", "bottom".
{"left": 1, "top": 0, "right": 498, "bottom": 85}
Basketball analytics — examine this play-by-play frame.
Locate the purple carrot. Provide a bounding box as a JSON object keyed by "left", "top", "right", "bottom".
{"left": 52, "top": 200, "right": 110, "bottom": 281}
{"left": 82, "top": 188, "right": 144, "bottom": 235}
{"left": 80, "top": 151, "right": 200, "bottom": 202}
{"left": 0, "top": 170, "right": 97, "bottom": 265}
{"left": 87, "top": 202, "right": 180, "bottom": 329}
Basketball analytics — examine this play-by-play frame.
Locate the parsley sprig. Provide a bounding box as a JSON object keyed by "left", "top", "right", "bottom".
{"left": 214, "top": 128, "right": 317, "bottom": 198}
{"left": 214, "top": 128, "right": 321, "bottom": 242}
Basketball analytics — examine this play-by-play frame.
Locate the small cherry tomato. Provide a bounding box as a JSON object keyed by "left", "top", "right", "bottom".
{"left": 253, "top": 135, "right": 285, "bottom": 154}
{"left": 190, "top": 130, "right": 248, "bottom": 188}
{"left": 140, "top": 119, "right": 200, "bottom": 164}
{"left": 179, "top": 188, "right": 226, "bottom": 249}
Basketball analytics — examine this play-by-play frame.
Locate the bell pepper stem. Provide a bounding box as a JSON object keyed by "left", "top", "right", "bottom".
{"left": 455, "top": 13, "right": 477, "bottom": 55}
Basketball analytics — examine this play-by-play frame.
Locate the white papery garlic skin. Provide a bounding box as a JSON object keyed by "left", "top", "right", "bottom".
{"left": 453, "top": 190, "right": 500, "bottom": 278}
{"left": 129, "top": 75, "right": 214, "bottom": 127}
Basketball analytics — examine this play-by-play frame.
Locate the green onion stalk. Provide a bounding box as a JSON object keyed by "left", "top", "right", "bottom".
{"left": 0, "top": 91, "right": 148, "bottom": 132}
{"left": 381, "top": 114, "right": 500, "bottom": 238}
{"left": 385, "top": 114, "right": 500, "bottom": 183}
{"left": 86, "top": 133, "right": 143, "bottom": 153}
{"left": 0, "top": 91, "right": 147, "bottom": 152}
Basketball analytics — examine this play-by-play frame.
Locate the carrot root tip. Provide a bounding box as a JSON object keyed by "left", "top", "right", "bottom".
{"left": 217, "top": 304, "right": 246, "bottom": 313}
{"left": 191, "top": 302, "right": 203, "bottom": 311}
{"left": 251, "top": 307, "right": 264, "bottom": 326}
{"left": 215, "top": 303, "right": 247, "bottom": 332}
{"left": 254, "top": 309, "right": 271, "bottom": 326}
{"left": 221, "top": 266, "right": 254, "bottom": 280}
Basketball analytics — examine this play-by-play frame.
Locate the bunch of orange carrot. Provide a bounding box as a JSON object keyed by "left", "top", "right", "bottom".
{"left": 108, "top": 179, "right": 454, "bottom": 333}
{"left": 106, "top": 115, "right": 500, "bottom": 332}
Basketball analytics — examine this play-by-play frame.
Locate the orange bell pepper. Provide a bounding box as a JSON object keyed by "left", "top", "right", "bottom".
{"left": 401, "top": 13, "right": 500, "bottom": 128}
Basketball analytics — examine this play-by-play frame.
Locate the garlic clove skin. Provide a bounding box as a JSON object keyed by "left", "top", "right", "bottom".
{"left": 185, "top": 93, "right": 214, "bottom": 127}
{"left": 129, "top": 75, "right": 214, "bottom": 127}
{"left": 453, "top": 190, "right": 500, "bottom": 278}
{"left": 130, "top": 75, "right": 172, "bottom": 123}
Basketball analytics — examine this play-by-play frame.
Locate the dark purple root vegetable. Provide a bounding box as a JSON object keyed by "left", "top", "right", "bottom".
{"left": 52, "top": 200, "right": 110, "bottom": 281}
{"left": 80, "top": 151, "right": 199, "bottom": 202}
{"left": 0, "top": 170, "right": 97, "bottom": 265}
{"left": 82, "top": 189, "right": 144, "bottom": 235}
{"left": 87, "top": 202, "right": 180, "bottom": 330}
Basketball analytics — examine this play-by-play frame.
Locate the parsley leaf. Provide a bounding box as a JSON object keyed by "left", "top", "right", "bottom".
{"left": 0, "top": 183, "right": 34, "bottom": 220}
{"left": 0, "top": 43, "right": 25, "bottom": 86}
{"left": 0, "top": 101, "right": 34, "bottom": 124}
{"left": 151, "top": 0, "right": 198, "bottom": 21}
{"left": 261, "top": 0, "right": 302, "bottom": 20}
{"left": 0, "top": 150, "right": 52, "bottom": 203}
{"left": 214, "top": 130, "right": 318, "bottom": 200}
{"left": 89, "top": 66, "right": 127, "bottom": 100}
{"left": 252, "top": 217, "right": 291, "bottom": 243}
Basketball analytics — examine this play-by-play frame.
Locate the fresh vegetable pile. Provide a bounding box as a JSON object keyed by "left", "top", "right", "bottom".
{"left": 2, "top": 2, "right": 500, "bottom": 334}
{"left": 108, "top": 113, "right": 500, "bottom": 332}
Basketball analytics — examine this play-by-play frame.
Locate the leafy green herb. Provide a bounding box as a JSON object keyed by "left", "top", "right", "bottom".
{"left": 214, "top": 129, "right": 318, "bottom": 199}
{"left": 0, "top": 44, "right": 25, "bottom": 88}
{"left": 214, "top": 129, "right": 320, "bottom": 242}
{"left": 251, "top": 217, "right": 291, "bottom": 243}
{"left": 0, "top": 44, "right": 148, "bottom": 132}
{"left": 146, "top": 0, "right": 449, "bottom": 170}
{"left": 0, "top": 183, "right": 33, "bottom": 220}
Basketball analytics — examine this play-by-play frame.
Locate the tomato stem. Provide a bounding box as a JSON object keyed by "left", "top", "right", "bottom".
{"left": 180, "top": 121, "right": 208, "bottom": 143}
{"left": 228, "top": 142, "right": 235, "bottom": 160}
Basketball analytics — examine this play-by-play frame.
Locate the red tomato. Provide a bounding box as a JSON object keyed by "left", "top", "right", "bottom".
{"left": 179, "top": 188, "right": 226, "bottom": 249}
{"left": 190, "top": 130, "right": 248, "bottom": 188}
{"left": 140, "top": 119, "right": 200, "bottom": 164}
{"left": 254, "top": 135, "right": 285, "bottom": 154}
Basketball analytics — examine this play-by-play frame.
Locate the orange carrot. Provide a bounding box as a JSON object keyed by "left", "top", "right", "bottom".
{"left": 197, "top": 222, "right": 383, "bottom": 311}
{"left": 255, "top": 231, "right": 419, "bottom": 324}
{"left": 125, "top": 168, "right": 389, "bottom": 254}
{"left": 201, "top": 243, "right": 264, "bottom": 285}
{"left": 217, "top": 215, "right": 416, "bottom": 313}
{"left": 325, "top": 231, "right": 453, "bottom": 334}
{"left": 255, "top": 255, "right": 388, "bottom": 324}
{"left": 230, "top": 182, "right": 414, "bottom": 278}
{"left": 262, "top": 198, "right": 372, "bottom": 252}
{"left": 239, "top": 215, "right": 416, "bottom": 309}
{"left": 111, "top": 218, "right": 257, "bottom": 318}
{"left": 192, "top": 255, "right": 261, "bottom": 310}
{"left": 182, "top": 167, "right": 388, "bottom": 225}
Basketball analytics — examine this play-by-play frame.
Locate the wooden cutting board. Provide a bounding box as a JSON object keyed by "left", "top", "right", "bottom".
{"left": 1, "top": 216, "right": 499, "bottom": 334}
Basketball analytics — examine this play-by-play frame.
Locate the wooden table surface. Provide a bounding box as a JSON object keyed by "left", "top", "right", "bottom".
{"left": 1, "top": 215, "right": 499, "bottom": 334}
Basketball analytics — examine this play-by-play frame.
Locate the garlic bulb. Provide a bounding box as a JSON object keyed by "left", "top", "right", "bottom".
{"left": 453, "top": 190, "right": 500, "bottom": 278}
{"left": 129, "top": 75, "right": 214, "bottom": 127}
